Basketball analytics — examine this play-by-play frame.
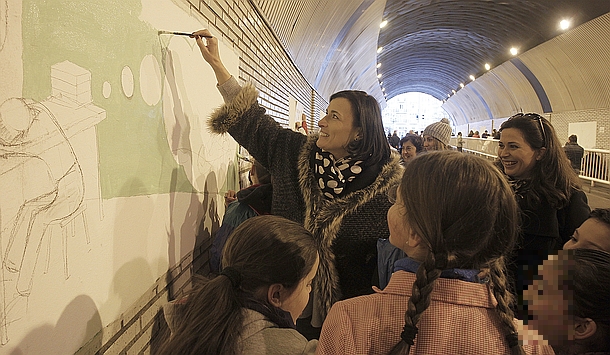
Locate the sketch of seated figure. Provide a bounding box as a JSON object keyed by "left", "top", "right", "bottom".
{"left": 0, "top": 97, "right": 85, "bottom": 296}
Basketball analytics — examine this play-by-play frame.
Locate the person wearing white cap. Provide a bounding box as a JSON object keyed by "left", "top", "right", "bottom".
{"left": 422, "top": 118, "right": 452, "bottom": 151}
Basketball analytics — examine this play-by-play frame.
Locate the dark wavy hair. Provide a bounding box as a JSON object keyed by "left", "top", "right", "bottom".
{"left": 591, "top": 208, "right": 610, "bottom": 229}
{"left": 497, "top": 113, "right": 581, "bottom": 209}
{"left": 330, "top": 90, "right": 391, "bottom": 167}
{"left": 158, "top": 215, "right": 318, "bottom": 355}
{"left": 399, "top": 134, "right": 424, "bottom": 153}
{"left": 389, "top": 151, "right": 524, "bottom": 355}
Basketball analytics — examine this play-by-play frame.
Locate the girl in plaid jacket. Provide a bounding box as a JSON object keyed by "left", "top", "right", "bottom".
{"left": 317, "top": 151, "right": 553, "bottom": 355}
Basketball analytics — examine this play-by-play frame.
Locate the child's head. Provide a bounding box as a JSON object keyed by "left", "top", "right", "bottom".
{"left": 222, "top": 214, "right": 318, "bottom": 322}
{"left": 564, "top": 208, "right": 610, "bottom": 252}
{"left": 387, "top": 151, "right": 523, "bottom": 355}
{"left": 525, "top": 248, "right": 610, "bottom": 351}
{"left": 161, "top": 215, "right": 318, "bottom": 355}
{"left": 389, "top": 151, "right": 518, "bottom": 268}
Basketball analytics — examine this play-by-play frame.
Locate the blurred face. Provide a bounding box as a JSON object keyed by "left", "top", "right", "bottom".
{"left": 423, "top": 135, "right": 439, "bottom": 151}
{"left": 401, "top": 141, "right": 418, "bottom": 161}
{"left": 497, "top": 128, "right": 542, "bottom": 179}
{"left": 317, "top": 98, "right": 359, "bottom": 159}
{"left": 524, "top": 256, "right": 574, "bottom": 347}
{"left": 564, "top": 218, "right": 610, "bottom": 252}
{"left": 280, "top": 256, "right": 319, "bottom": 323}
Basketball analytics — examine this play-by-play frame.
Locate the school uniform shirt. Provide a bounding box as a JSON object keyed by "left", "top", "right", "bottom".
{"left": 317, "top": 270, "right": 554, "bottom": 355}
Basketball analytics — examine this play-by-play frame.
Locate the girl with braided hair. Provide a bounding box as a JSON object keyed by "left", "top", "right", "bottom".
{"left": 158, "top": 215, "right": 319, "bottom": 355}
{"left": 317, "top": 151, "right": 553, "bottom": 354}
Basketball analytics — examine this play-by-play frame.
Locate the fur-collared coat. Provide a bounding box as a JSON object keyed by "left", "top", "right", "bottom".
{"left": 208, "top": 80, "right": 402, "bottom": 324}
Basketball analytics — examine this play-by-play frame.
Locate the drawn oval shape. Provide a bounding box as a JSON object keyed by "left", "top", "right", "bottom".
{"left": 139, "top": 55, "right": 162, "bottom": 106}
{"left": 121, "top": 66, "right": 134, "bottom": 98}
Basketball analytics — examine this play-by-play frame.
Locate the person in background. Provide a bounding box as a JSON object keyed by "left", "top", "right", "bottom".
{"left": 524, "top": 248, "right": 610, "bottom": 354}
{"left": 301, "top": 113, "right": 309, "bottom": 135}
{"left": 563, "top": 208, "right": 610, "bottom": 252}
{"left": 473, "top": 130, "right": 480, "bottom": 138}
{"left": 193, "top": 29, "right": 402, "bottom": 339}
{"left": 422, "top": 118, "right": 452, "bottom": 151}
{"left": 456, "top": 131, "right": 464, "bottom": 152}
{"left": 482, "top": 129, "right": 490, "bottom": 138}
{"left": 496, "top": 113, "right": 590, "bottom": 315}
{"left": 398, "top": 133, "right": 423, "bottom": 164}
{"left": 295, "top": 121, "right": 307, "bottom": 135}
{"left": 210, "top": 159, "right": 272, "bottom": 273}
{"left": 317, "top": 151, "right": 552, "bottom": 355}
{"left": 159, "top": 216, "right": 319, "bottom": 355}
{"left": 493, "top": 128, "right": 500, "bottom": 139}
{"left": 389, "top": 130, "right": 400, "bottom": 149}
{"left": 564, "top": 134, "right": 584, "bottom": 175}
{"left": 468, "top": 130, "right": 475, "bottom": 137}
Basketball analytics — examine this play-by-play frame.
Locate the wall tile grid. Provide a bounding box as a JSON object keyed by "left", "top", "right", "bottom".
{"left": 75, "top": 238, "right": 209, "bottom": 354}
{"left": 550, "top": 108, "right": 610, "bottom": 150}
{"left": 78, "top": 0, "right": 323, "bottom": 353}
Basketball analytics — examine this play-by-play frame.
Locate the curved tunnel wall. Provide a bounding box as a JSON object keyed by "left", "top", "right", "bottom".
{"left": 443, "top": 12, "right": 610, "bottom": 148}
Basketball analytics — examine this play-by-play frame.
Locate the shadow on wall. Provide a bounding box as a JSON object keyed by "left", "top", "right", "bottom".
{"left": 166, "top": 169, "right": 221, "bottom": 299}
{"left": 194, "top": 171, "right": 220, "bottom": 276}
{"left": 9, "top": 295, "right": 102, "bottom": 355}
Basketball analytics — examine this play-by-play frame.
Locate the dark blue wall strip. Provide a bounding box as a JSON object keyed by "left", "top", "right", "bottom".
{"left": 314, "top": 0, "right": 376, "bottom": 88}
{"left": 351, "top": 61, "right": 375, "bottom": 89}
{"left": 510, "top": 58, "right": 552, "bottom": 113}
{"left": 470, "top": 86, "right": 493, "bottom": 119}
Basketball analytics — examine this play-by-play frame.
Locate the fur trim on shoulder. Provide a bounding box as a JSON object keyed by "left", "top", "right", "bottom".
{"left": 208, "top": 84, "right": 259, "bottom": 134}
{"left": 297, "top": 143, "right": 403, "bottom": 320}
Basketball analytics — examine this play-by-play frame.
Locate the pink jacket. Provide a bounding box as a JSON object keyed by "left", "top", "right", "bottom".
{"left": 317, "top": 271, "right": 554, "bottom": 355}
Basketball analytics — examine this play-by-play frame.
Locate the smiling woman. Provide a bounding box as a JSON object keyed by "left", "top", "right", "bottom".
{"left": 193, "top": 28, "right": 402, "bottom": 339}
{"left": 495, "top": 113, "right": 590, "bottom": 312}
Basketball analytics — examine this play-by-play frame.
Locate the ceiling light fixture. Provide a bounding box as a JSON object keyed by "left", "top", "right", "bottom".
{"left": 485, "top": 63, "right": 491, "bottom": 71}
{"left": 377, "top": 46, "right": 383, "bottom": 53}
{"left": 380, "top": 20, "right": 388, "bottom": 28}
{"left": 510, "top": 47, "right": 518, "bottom": 56}
{"left": 460, "top": 83, "right": 464, "bottom": 88}
{"left": 560, "top": 19, "right": 571, "bottom": 30}
{"left": 469, "top": 75, "right": 475, "bottom": 81}
{"left": 376, "top": 63, "right": 381, "bottom": 68}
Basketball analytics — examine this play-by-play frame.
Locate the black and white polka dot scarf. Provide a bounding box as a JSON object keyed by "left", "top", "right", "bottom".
{"left": 314, "top": 150, "right": 363, "bottom": 199}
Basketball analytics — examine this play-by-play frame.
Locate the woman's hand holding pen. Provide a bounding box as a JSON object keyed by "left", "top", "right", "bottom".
{"left": 192, "top": 29, "right": 232, "bottom": 85}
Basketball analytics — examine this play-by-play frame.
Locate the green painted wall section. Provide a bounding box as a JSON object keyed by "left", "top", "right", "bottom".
{"left": 22, "top": 0, "right": 195, "bottom": 198}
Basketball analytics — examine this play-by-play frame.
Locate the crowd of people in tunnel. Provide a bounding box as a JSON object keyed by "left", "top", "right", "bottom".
{"left": 157, "top": 30, "right": 609, "bottom": 355}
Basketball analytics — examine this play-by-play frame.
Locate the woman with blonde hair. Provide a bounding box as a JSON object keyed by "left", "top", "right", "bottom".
{"left": 422, "top": 118, "right": 452, "bottom": 151}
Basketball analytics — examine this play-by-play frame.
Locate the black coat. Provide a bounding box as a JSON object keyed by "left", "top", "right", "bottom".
{"left": 208, "top": 81, "right": 403, "bottom": 323}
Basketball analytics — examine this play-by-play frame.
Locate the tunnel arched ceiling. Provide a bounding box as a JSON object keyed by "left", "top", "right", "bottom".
{"left": 378, "top": 0, "right": 610, "bottom": 101}
{"left": 251, "top": 0, "right": 610, "bottom": 106}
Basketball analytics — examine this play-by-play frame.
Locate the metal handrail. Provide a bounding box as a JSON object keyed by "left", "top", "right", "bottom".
{"left": 449, "top": 137, "right": 610, "bottom": 186}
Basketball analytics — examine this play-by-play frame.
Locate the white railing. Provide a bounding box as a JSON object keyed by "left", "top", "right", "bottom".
{"left": 581, "top": 148, "right": 610, "bottom": 186}
{"left": 449, "top": 137, "right": 610, "bottom": 186}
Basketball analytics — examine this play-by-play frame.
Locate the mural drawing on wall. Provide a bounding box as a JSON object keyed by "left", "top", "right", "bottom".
{"left": 0, "top": 61, "right": 105, "bottom": 345}
{"left": 0, "top": 0, "right": 240, "bottom": 351}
